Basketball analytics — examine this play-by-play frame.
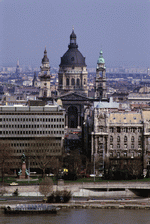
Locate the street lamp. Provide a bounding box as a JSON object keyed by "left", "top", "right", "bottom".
{"left": 94, "top": 152, "right": 95, "bottom": 182}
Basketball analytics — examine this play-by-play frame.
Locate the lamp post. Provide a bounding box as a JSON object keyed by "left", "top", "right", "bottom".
{"left": 28, "top": 156, "right": 30, "bottom": 184}
{"left": 94, "top": 152, "right": 95, "bottom": 182}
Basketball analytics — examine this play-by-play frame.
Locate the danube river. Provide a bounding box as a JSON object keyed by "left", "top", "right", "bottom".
{"left": 0, "top": 209, "right": 150, "bottom": 224}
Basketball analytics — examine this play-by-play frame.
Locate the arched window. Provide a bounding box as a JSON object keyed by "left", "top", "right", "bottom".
{"left": 84, "top": 78, "right": 86, "bottom": 85}
{"left": 117, "top": 136, "right": 120, "bottom": 142}
{"left": 131, "top": 136, "right": 134, "bottom": 142}
{"left": 59, "top": 78, "right": 62, "bottom": 85}
{"left": 66, "top": 78, "right": 69, "bottom": 86}
{"left": 77, "top": 78, "right": 80, "bottom": 86}
{"left": 124, "top": 136, "right": 127, "bottom": 142}
{"left": 110, "top": 136, "right": 113, "bottom": 142}
{"left": 71, "top": 78, "right": 75, "bottom": 85}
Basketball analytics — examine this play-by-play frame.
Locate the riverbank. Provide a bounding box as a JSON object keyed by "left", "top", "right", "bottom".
{"left": 0, "top": 198, "right": 150, "bottom": 210}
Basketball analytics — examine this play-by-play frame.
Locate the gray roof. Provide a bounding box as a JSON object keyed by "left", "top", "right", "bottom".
{"left": 94, "top": 97, "right": 119, "bottom": 109}
{"left": 60, "top": 30, "right": 86, "bottom": 67}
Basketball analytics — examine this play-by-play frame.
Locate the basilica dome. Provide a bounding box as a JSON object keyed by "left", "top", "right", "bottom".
{"left": 59, "top": 29, "right": 86, "bottom": 67}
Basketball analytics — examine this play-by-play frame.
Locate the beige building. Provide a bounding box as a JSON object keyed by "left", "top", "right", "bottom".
{"left": 91, "top": 103, "right": 150, "bottom": 177}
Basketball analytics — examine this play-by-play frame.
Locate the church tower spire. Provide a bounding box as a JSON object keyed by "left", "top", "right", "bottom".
{"left": 68, "top": 27, "right": 78, "bottom": 49}
{"left": 38, "top": 47, "right": 51, "bottom": 99}
{"left": 95, "top": 50, "right": 107, "bottom": 101}
{"left": 16, "top": 59, "right": 20, "bottom": 75}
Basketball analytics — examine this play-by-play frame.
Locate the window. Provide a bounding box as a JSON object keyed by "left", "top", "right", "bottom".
{"left": 124, "top": 152, "right": 127, "bottom": 157}
{"left": 138, "top": 136, "right": 142, "bottom": 141}
{"left": 71, "top": 78, "right": 75, "bottom": 86}
{"left": 77, "top": 78, "right": 80, "bottom": 86}
{"left": 124, "top": 144, "right": 127, "bottom": 149}
{"left": 131, "top": 144, "right": 134, "bottom": 149}
{"left": 138, "top": 153, "right": 141, "bottom": 157}
{"left": 117, "top": 152, "right": 120, "bottom": 158}
{"left": 66, "top": 78, "right": 69, "bottom": 86}
{"left": 59, "top": 78, "right": 63, "bottom": 85}
{"left": 110, "top": 136, "right": 113, "bottom": 142}
{"left": 110, "top": 128, "right": 114, "bottom": 133}
{"left": 131, "top": 128, "right": 136, "bottom": 133}
{"left": 138, "top": 145, "right": 141, "bottom": 149}
{"left": 117, "top": 144, "right": 120, "bottom": 149}
{"left": 110, "top": 152, "right": 113, "bottom": 157}
{"left": 117, "top": 127, "right": 121, "bottom": 133}
{"left": 124, "top": 136, "right": 127, "bottom": 142}
{"left": 131, "top": 136, "right": 134, "bottom": 142}
{"left": 110, "top": 144, "right": 113, "bottom": 149}
{"left": 117, "top": 136, "right": 120, "bottom": 142}
{"left": 131, "top": 152, "right": 134, "bottom": 158}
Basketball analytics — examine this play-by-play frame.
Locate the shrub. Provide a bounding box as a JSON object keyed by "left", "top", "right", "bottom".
{"left": 55, "top": 191, "right": 61, "bottom": 203}
{"left": 13, "top": 188, "right": 18, "bottom": 196}
{"left": 47, "top": 190, "right": 72, "bottom": 203}
{"left": 62, "top": 190, "right": 72, "bottom": 203}
{"left": 47, "top": 192, "right": 55, "bottom": 203}
{"left": 39, "top": 177, "right": 53, "bottom": 197}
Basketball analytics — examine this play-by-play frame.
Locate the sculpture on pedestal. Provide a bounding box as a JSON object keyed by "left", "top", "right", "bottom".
{"left": 18, "top": 153, "right": 29, "bottom": 179}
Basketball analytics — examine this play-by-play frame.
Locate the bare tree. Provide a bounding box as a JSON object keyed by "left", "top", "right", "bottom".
{"left": 63, "top": 149, "right": 82, "bottom": 175}
{"left": 26, "top": 137, "right": 62, "bottom": 177}
{"left": 127, "top": 160, "right": 143, "bottom": 179}
{"left": 39, "top": 177, "right": 53, "bottom": 198}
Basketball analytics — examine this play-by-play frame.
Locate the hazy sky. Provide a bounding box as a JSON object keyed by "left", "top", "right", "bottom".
{"left": 0, "top": 0, "right": 150, "bottom": 68}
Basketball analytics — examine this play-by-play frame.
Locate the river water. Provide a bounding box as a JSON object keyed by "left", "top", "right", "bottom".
{"left": 0, "top": 209, "right": 150, "bottom": 224}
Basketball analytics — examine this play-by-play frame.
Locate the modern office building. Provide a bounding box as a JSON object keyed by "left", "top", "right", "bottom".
{"left": 0, "top": 103, "right": 65, "bottom": 172}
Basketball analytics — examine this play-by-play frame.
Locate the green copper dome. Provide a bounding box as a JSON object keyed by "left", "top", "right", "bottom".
{"left": 97, "top": 50, "right": 105, "bottom": 64}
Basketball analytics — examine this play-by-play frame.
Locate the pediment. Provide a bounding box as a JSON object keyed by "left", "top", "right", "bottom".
{"left": 59, "top": 91, "right": 90, "bottom": 101}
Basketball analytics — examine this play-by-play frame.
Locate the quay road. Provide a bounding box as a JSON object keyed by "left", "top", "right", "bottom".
{"left": 2, "top": 181, "right": 150, "bottom": 198}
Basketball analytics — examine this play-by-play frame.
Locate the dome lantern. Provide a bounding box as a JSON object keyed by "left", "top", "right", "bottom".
{"left": 97, "top": 50, "right": 105, "bottom": 64}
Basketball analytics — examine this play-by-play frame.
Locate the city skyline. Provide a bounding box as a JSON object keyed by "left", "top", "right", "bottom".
{"left": 0, "top": 0, "right": 150, "bottom": 68}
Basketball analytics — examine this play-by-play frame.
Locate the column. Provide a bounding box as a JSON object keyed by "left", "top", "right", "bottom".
{"left": 77, "top": 112, "right": 80, "bottom": 129}
{"left": 65, "top": 113, "right": 68, "bottom": 128}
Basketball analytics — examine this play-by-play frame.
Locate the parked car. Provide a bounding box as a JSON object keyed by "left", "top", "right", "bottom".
{"left": 46, "top": 173, "right": 54, "bottom": 177}
{"left": 90, "top": 174, "right": 96, "bottom": 177}
{"left": 10, "top": 182, "right": 18, "bottom": 186}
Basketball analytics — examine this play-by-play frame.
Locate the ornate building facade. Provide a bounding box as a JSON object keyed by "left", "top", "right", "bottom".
{"left": 58, "top": 28, "right": 88, "bottom": 97}
{"left": 57, "top": 29, "right": 91, "bottom": 129}
{"left": 91, "top": 105, "right": 150, "bottom": 177}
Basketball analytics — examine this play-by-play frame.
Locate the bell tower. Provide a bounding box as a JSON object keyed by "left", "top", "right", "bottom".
{"left": 95, "top": 50, "right": 107, "bottom": 101}
{"left": 39, "top": 47, "right": 51, "bottom": 98}
{"left": 16, "top": 59, "right": 20, "bottom": 76}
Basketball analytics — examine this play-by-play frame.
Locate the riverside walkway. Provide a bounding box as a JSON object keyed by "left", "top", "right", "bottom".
{"left": 2, "top": 181, "right": 150, "bottom": 197}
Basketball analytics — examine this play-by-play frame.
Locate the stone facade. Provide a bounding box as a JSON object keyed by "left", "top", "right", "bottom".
{"left": 58, "top": 28, "right": 88, "bottom": 97}
{"left": 91, "top": 107, "right": 150, "bottom": 177}
{"left": 57, "top": 29, "right": 90, "bottom": 129}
